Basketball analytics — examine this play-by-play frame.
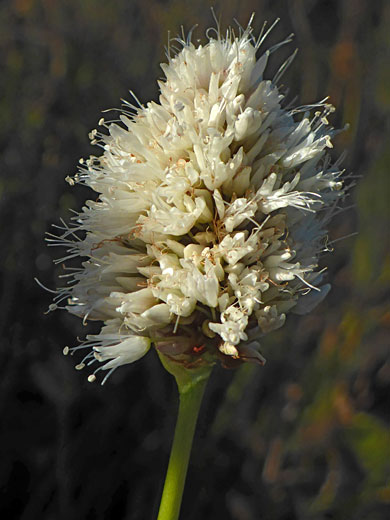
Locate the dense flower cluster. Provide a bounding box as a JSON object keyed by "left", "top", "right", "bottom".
{"left": 50, "top": 20, "right": 344, "bottom": 383}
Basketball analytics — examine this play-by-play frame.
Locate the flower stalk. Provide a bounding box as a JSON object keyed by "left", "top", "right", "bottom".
{"left": 157, "top": 358, "right": 213, "bottom": 520}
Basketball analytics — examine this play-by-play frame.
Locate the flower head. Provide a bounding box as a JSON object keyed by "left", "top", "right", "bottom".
{"left": 50, "top": 18, "right": 345, "bottom": 383}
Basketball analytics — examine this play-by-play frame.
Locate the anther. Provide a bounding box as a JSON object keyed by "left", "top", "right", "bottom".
{"left": 325, "top": 135, "right": 333, "bottom": 148}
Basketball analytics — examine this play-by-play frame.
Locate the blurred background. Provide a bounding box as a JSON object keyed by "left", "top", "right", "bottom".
{"left": 0, "top": 0, "right": 389, "bottom": 519}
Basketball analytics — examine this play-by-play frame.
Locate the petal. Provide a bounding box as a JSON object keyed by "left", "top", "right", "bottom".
{"left": 93, "top": 336, "right": 151, "bottom": 370}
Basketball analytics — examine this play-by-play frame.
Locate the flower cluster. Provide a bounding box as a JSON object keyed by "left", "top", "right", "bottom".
{"left": 50, "top": 20, "right": 344, "bottom": 383}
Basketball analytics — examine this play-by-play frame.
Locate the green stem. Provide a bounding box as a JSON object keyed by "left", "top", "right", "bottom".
{"left": 157, "top": 369, "right": 211, "bottom": 520}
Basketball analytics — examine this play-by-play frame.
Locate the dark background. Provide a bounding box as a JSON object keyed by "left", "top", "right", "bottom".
{"left": 1, "top": 0, "right": 389, "bottom": 519}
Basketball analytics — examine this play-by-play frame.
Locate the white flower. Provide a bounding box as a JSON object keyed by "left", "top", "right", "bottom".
{"left": 50, "top": 17, "right": 345, "bottom": 382}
